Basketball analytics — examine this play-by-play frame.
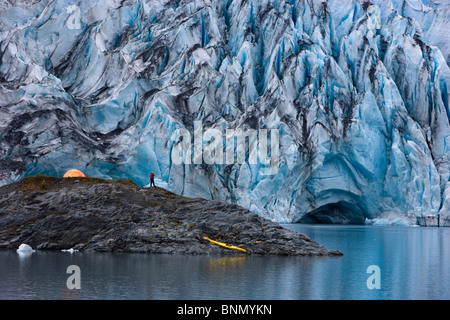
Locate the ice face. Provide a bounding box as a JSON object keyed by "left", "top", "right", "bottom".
{"left": 0, "top": 0, "right": 449, "bottom": 223}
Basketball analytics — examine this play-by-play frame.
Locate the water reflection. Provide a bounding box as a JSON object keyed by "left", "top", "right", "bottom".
{"left": 285, "top": 224, "right": 450, "bottom": 299}
{"left": 208, "top": 256, "right": 247, "bottom": 272}
{"left": 17, "top": 251, "right": 34, "bottom": 260}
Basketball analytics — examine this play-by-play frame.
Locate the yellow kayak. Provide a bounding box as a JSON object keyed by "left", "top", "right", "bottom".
{"left": 203, "top": 236, "right": 247, "bottom": 253}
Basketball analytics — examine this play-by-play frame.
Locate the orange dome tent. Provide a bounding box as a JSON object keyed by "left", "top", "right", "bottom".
{"left": 63, "top": 169, "right": 86, "bottom": 178}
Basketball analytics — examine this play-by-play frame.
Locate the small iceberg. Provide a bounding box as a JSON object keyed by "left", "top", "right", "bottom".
{"left": 364, "top": 212, "right": 417, "bottom": 226}
{"left": 61, "top": 248, "right": 79, "bottom": 252}
{"left": 16, "top": 243, "right": 35, "bottom": 255}
{"left": 17, "top": 243, "right": 35, "bottom": 252}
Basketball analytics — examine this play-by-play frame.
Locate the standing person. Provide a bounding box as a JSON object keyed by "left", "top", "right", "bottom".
{"left": 150, "top": 172, "right": 156, "bottom": 187}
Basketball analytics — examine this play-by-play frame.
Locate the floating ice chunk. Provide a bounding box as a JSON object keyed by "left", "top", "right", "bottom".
{"left": 16, "top": 243, "right": 35, "bottom": 253}
{"left": 365, "top": 212, "right": 417, "bottom": 226}
{"left": 61, "top": 248, "right": 78, "bottom": 252}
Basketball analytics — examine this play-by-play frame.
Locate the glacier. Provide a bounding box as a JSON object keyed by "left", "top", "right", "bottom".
{"left": 0, "top": 0, "right": 449, "bottom": 224}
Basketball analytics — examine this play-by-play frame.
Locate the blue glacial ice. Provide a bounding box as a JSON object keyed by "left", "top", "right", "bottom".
{"left": 0, "top": 0, "right": 449, "bottom": 224}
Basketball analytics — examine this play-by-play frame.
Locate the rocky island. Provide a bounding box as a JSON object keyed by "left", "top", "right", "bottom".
{"left": 0, "top": 175, "right": 342, "bottom": 256}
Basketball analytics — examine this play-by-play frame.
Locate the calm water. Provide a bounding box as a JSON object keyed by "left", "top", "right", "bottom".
{"left": 1, "top": 224, "right": 449, "bottom": 300}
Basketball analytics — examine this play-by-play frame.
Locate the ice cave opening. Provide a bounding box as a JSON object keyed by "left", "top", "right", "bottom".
{"left": 297, "top": 201, "right": 368, "bottom": 224}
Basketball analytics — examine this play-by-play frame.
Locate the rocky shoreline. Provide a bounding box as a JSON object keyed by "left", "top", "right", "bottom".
{"left": 0, "top": 175, "right": 342, "bottom": 256}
